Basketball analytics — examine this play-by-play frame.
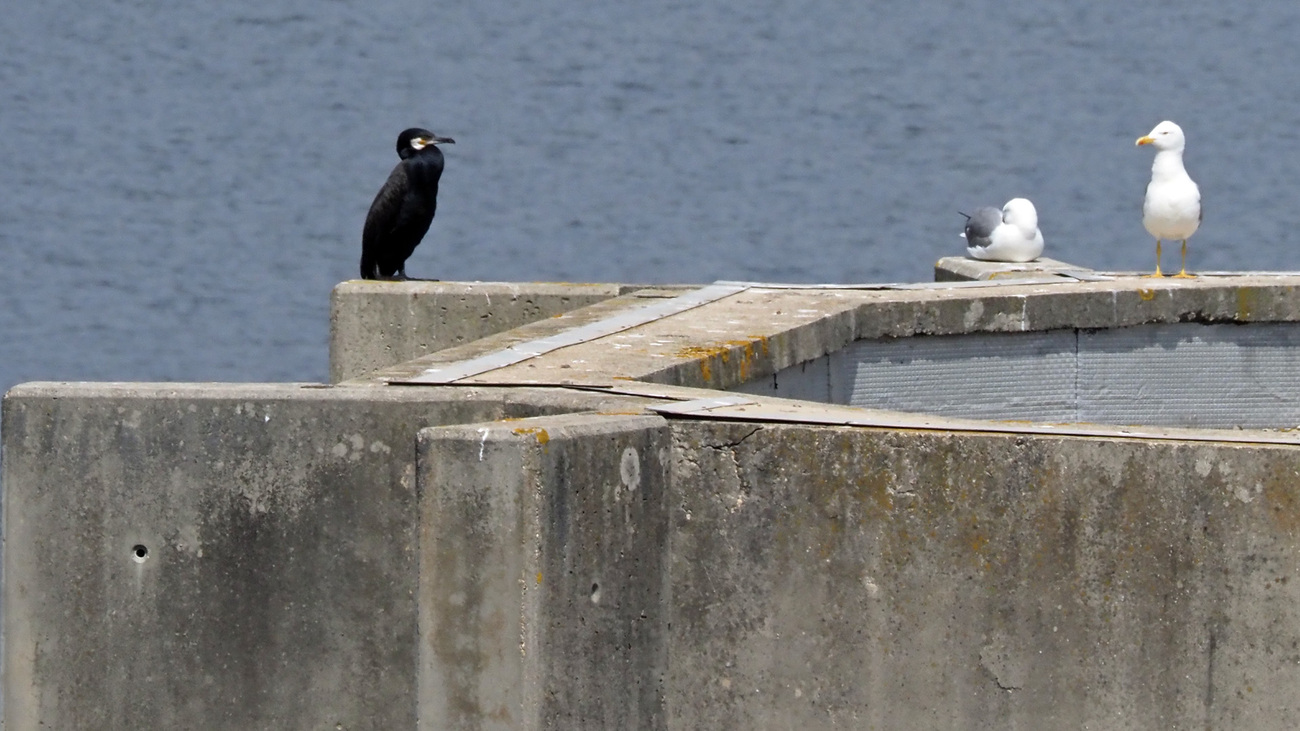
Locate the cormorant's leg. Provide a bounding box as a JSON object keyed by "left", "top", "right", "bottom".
{"left": 1172, "top": 240, "right": 1194, "bottom": 278}
{"left": 1143, "top": 239, "right": 1166, "bottom": 278}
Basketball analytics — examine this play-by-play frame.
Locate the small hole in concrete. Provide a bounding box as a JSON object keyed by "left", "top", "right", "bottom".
{"left": 590, "top": 582, "right": 601, "bottom": 604}
{"left": 131, "top": 544, "right": 149, "bottom": 563}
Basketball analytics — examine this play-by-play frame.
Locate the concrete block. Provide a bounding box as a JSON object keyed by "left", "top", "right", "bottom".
{"left": 330, "top": 281, "right": 633, "bottom": 383}
{"left": 1021, "top": 288, "right": 1120, "bottom": 331}
{"left": 366, "top": 278, "right": 1300, "bottom": 398}
{"left": 668, "top": 420, "right": 1300, "bottom": 729}
{"left": 418, "top": 413, "right": 670, "bottom": 731}
{"left": 0, "top": 382, "right": 640, "bottom": 729}
{"left": 361, "top": 287, "right": 696, "bottom": 386}
{"left": 935, "top": 256, "right": 1086, "bottom": 282}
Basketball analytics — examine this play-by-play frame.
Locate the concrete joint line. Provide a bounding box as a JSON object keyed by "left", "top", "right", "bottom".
{"left": 394, "top": 282, "right": 750, "bottom": 384}
{"left": 649, "top": 397, "right": 1300, "bottom": 446}
{"left": 648, "top": 395, "right": 758, "bottom": 415}
{"left": 716, "top": 277, "right": 1079, "bottom": 290}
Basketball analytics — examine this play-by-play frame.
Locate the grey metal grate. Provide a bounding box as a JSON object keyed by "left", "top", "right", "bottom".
{"left": 841, "top": 331, "right": 1078, "bottom": 423}
{"left": 1078, "top": 324, "right": 1300, "bottom": 428}
{"left": 737, "top": 323, "right": 1300, "bottom": 429}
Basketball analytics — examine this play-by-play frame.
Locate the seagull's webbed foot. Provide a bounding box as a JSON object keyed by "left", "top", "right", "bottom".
{"left": 1170, "top": 240, "right": 1195, "bottom": 278}
{"left": 1142, "top": 239, "right": 1166, "bottom": 278}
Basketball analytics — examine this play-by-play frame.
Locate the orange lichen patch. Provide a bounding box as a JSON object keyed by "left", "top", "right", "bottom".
{"left": 676, "top": 344, "right": 732, "bottom": 363}
{"left": 725, "top": 340, "right": 756, "bottom": 358}
{"left": 536, "top": 572, "right": 544, "bottom": 584}
{"left": 1138, "top": 289, "right": 1155, "bottom": 301}
{"left": 1237, "top": 287, "right": 1258, "bottom": 320}
{"left": 1263, "top": 468, "right": 1300, "bottom": 535}
{"left": 512, "top": 427, "right": 550, "bottom": 447}
{"left": 724, "top": 339, "right": 765, "bottom": 381}
{"left": 676, "top": 338, "right": 770, "bottom": 383}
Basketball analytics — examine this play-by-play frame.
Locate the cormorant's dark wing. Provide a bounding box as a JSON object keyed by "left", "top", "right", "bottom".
{"left": 961, "top": 206, "right": 1002, "bottom": 248}
{"left": 360, "top": 164, "right": 410, "bottom": 279}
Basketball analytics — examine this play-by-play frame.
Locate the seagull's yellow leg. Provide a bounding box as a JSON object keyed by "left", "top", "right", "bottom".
{"left": 1143, "top": 239, "right": 1166, "bottom": 278}
{"left": 1172, "top": 239, "right": 1194, "bottom": 278}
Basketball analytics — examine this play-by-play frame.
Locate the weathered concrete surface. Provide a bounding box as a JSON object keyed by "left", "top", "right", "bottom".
{"left": 419, "top": 413, "right": 670, "bottom": 731}
{"left": 934, "top": 256, "right": 1088, "bottom": 282}
{"left": 330, "top": 281, "right": 646, "bottom": 383}
{"left": 668, "top": 420, "right": 1300, "bottom": 729}
{"left": 0, "top": 382, "right": 652, "bottom": 730}
{"left": 15, "top": 274, "right": 1300, "bottom": 730}
{"left": 356, "top": 287, "right": 695, "bottom": 387}
{"left": 378, "top": 277, "right": 1300, "bottom": 396}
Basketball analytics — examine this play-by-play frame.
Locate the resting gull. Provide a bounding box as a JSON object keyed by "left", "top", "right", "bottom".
{"left": 960, "top": 197, "right": 1044, "bottom": 262}
{"left": 1136, "top": 120, "right": 1200, "bottom": 278}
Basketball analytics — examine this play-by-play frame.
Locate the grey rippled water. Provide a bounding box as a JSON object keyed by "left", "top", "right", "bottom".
{"left": 4, "top": 0, "right": 1300, "bottom": 395}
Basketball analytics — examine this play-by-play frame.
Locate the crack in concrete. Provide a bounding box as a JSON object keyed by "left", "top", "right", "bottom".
{"left": 702, "top": 426, "right": 763, "bottom": 453}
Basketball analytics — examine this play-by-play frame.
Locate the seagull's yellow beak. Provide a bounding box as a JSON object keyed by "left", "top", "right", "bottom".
{"left": 1136, "top": 136, "right": 1155, "bottom": 146}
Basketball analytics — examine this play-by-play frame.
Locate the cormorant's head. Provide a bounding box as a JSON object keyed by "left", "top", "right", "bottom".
{"left": 396, "top": 128, "right": 455, "bottom": 159}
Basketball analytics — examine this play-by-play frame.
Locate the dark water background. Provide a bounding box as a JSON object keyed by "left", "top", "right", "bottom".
{"left": 5, "top": 0, "right": 1300, "bottom": 392}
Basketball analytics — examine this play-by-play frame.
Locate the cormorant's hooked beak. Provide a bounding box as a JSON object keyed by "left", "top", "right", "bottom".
{"left": 411, "top": 135, "right": 456, "bottom": 150}
{"left": 1135, "top": 136, "right": 1155, "bottom": 146}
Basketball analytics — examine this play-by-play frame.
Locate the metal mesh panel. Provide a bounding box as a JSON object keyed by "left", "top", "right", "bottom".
{"left": 840, "top": 331, "right": 1078, "bottom": 422}
{"left": 1079, "top": 323, "right": 1300, "bottom": 428}
{"left": 737, "top": 323, "right": 1300, "bottom": 429}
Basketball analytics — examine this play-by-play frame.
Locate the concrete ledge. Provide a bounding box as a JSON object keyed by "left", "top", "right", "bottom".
{"left": 355, "top": 287, "right": 693, "bottom": 386}
{"left": 935, "top": 256, "right": 1093, "bottom": 281}
{"left": 418, "top": 413, "right": 670, "bottom": 730}
{"left": 376, "top": 277, "right": 1300, "bottom": 395}
{"left": 330, "top": 281, "right": 655, "bottom": 383}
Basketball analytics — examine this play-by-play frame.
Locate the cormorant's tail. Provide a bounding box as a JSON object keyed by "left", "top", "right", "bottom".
{"left": 359, "top": 250, "right": 377, "bottom": 280}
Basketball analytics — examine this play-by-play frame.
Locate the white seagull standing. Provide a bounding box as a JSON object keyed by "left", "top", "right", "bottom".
{"left": 960, "top": 197, "right": 1044, "bottom": 262}
{"left": 1136, "top": 121, "right": 1201, "bottom": 278}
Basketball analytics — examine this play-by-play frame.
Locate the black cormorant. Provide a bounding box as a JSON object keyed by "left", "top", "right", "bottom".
{"left": 360, "top": 127, "right": 455, "bottom": 280}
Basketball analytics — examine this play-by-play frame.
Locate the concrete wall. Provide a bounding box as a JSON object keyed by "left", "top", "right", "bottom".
{"left": 669, "top": 421, "right": 1300, "bottom": 729}
{"left": 0, "top": 382, "right": 640, "bottom": 730}
{"left": 418, "top": 414, "right": 671, "bottom": 731}
{"left": 9, "top": 385, "right": 1300, "bottom": 729}
{"left": 12, "top": 274, "right": 1300, "bottom": 729}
